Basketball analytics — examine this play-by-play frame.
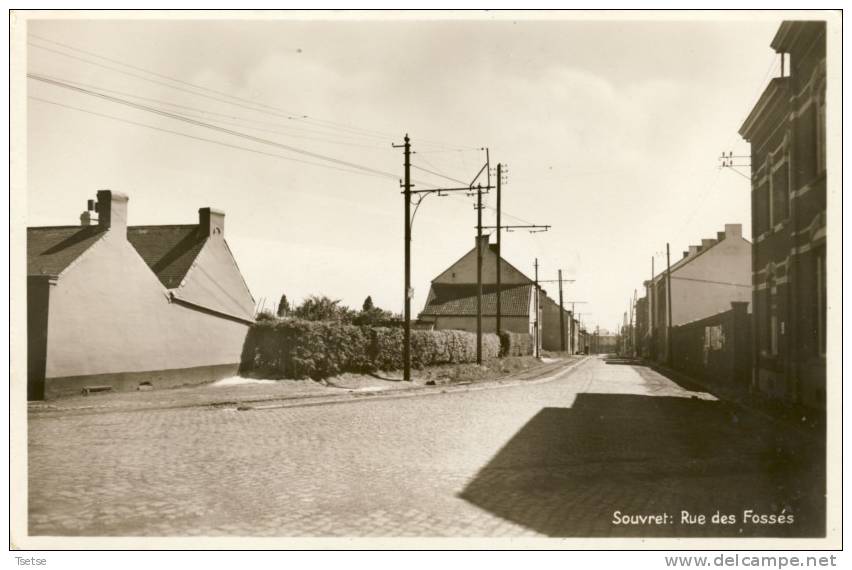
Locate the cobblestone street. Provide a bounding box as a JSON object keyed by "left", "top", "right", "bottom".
{"left": 28, "top": 356, "right": 825, "bottom": 537}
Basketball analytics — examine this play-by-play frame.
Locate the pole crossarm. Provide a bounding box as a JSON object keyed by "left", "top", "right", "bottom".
{"left": 405, "top": 185, "right": 493, "bottom": 194}
{"left": 481, "top": 224, "right": 550, "bottom": 231}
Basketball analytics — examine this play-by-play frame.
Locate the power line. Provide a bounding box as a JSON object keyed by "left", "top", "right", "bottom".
{"left": 410, "top": 164, "right": 469, "bottom": 186}
{"left": 28, "top": 96, "right": 391, "bottom": 180}
{"left": 28, "top": 34, "right": 476, "bottom": 151}
{"left": 28, "top": 72, "right": 405, "bottom": 181}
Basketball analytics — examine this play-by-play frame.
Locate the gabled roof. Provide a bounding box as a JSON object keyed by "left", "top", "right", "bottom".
{"left": 27, "top": 226, "right": 106, "bottom": 277}
{"left": 127, "top": 225, "right": 207, "bottom": 289}
{"left": 432, "top": 242, "right": 535, "bottom": 285}
{"left": 419, "top": 283, "right": 533, "bottom": 318}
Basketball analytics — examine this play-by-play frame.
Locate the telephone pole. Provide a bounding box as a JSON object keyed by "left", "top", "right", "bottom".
{"left": 496, "top": 163, "right": 502, "bottom": 335}
{"left": 394, "top": 134, "right": 487, "bottom": 381}
{"left": 534, "top": 258, "right": 540, "bottom": 358}
{"left": 400, "top": 135, "right": 412, "bottom": 380}
{"left": 559, "top": 270, "right": 566, "bottom": 351}
{"left": 476, "top": 183, "right": 484, "bottom": 365}
{"left": 538, "top": 274, "right": 579, "bottom": 353}
{"left": 666, "top": 242, "right": 673, "bottom": 366}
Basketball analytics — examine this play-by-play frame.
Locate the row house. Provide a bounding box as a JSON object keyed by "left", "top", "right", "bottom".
{"left": 645, "top": 224, "right": 752, "bottom": 363}
{"left": 738, "top": 20, "right": 827, "bottom": 409}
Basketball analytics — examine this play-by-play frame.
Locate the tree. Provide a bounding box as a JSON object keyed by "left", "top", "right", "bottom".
{"left": 292, "top": 295, "right": 355, "bottom": 322}
{"left": 277, "top": 294, "right": 291, "bottom": 317}
{"left": 362, "top": 296, "right": 374, "bottom": 312}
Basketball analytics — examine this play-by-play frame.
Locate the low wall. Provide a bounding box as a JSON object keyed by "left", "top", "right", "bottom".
{"left": 670, "top": 302, "right": 751, "bottom": 395}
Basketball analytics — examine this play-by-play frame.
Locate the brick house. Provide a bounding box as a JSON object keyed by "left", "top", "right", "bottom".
{"left": 417, "top": 236, "right": 574, "bottom": 354}
{"left": 27, "top": 190, "right": 255, "bottom": 399}
{"left": 738, "top": 21, "right": 827, "bottom": 409}
{"left": 646, "top": 224, "right": 752, "bottom": 363}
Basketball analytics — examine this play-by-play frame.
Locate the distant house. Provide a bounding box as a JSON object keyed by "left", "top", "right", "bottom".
{"left": 417, "top": 236, "right": 575, "bottom": 353}
{"left": 738, "top": 21, "right": 826, "bottom": 409}
{"left": 27, "top": 190, "right": 255, "bottom": 399}
{"left": 646, "top": 224, "right": 752, "bottom": 363}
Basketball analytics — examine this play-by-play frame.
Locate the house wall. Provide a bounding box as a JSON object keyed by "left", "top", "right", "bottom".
{"left": 669, "top": 236, "right": 752, "bottom": 327}
{"left": 540, "top": 295, "right": 569, "bottom": 351}
{"left": 431, "top": 315, "right": 532, "bottom": 336}
{"left": 43, "top": 230, "right": 250, "bottom": 398}
{"left": 742, "top": 23, "right": 826, "bottom": 410}
{"left": 433, "top": 241, "right": 531, "bottom": 285}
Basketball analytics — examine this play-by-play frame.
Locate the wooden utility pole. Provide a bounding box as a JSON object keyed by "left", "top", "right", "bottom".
{"left": 476, "top": 182, "right": 484, "bottom": 365}
{"left": 534, "top": 258, "right": 540, "bottom": 358}
{"left": 558, "top": 269, "right": 566, "bottom": 351}
{"left": 650, "top": 256, "right": 655, "bottom": 358}
{"left": 495, "top": 163, "right": 502, "bottom": 335}
{"left": 666, "top": 242, "right": 673, "bottom": 366}
{"left": 401, "top": 135, "right": 412, "bottom": 380}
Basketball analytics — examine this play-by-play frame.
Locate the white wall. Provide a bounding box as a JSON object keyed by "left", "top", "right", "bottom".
{"left": 45, "top": 230, "right": 250, "bottom": 379}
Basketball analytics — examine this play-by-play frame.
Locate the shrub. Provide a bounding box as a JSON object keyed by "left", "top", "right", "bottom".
{"left": 499, "top": 331, "right": 533, "bottom": 357}
{"left": 240, "top": 320, "right": 499, "bottom": 379}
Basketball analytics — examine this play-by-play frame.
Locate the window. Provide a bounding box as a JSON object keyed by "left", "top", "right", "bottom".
{"left": 770, "top": 315, "right": 779, "bottom": 356}
{"left": 771, "top": 157, "right": 789, "bottom": 223}
{"left": 756, "top": 177, "right": 770, "bottom": 235}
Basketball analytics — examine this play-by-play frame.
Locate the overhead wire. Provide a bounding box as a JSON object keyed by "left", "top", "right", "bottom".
{"left": 28, "top": 96, "right": 392, "bottom": 180}
{"left": 28, "top": 34, "right": 477, "bottom": 151}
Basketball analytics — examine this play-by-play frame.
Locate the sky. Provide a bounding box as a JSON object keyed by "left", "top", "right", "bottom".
{"left": 25, "top": 14, "right": 784, "bottom": 333}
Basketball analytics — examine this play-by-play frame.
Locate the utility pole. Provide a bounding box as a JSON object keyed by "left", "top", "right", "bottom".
{"left": 538, "top": 274, "right": 578, "bottom": 353}
{"left": 650, "top": 256, "right": 655, "bottom": 359}
{"left": 495, "top": 162, "right": 502, "bottom": 335}
{"left": 476, "top": 182, "right": 484, "bottom": 365}
{"left": 559, "top": 269, "right": 566, "bottom": 351}
{"left": 632, "top": 288, "right": 637, "bottom": 357}
{"left": 401, "top": 135, "right": 412, "bottom": 381}
{"left": 534, "top": 258, "right": 540, "bottom": 358}
{"left": 666, "top": 242, "right": 673, "bottom": 366}
{"left": 394, "top": 134, "right": 483, "bottom": 381}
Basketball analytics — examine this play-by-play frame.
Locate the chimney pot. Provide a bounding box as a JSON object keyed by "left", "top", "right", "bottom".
{"left": 717, "top": 231, "right": 726, "bottom": 241}
{"left": 80, "top": 211, "right": 92, "bottom": 226}
{"left": 683, "top": 251, "right": 689, "bottom": 259}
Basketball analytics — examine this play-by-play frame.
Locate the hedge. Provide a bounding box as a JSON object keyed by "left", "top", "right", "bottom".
{"left": 499, "top": 331, "right": 534, "bottom": 357}
{"left": 240, "top": 319, "right": 500, "bottom": 380}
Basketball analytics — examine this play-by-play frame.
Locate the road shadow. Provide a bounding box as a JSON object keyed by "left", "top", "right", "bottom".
{"left": 458, "top": 393, "right": 825, "bottom": 537}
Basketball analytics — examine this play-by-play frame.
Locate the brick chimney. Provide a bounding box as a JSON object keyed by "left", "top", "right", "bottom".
{"left": 96, "top": 190, "right": 129, "bottom": 231}
{"left": 701, "top": 238, "right": 717, "bottom": 249}
{"left": 199, "top": 207, "right": 225, "bottom": 238}
{"left": 717, "top": 231, "right": 726, "bottom": 241}
{"left": 723, "top": 223, "right": 742, "bottom": 239}
{"left": 688, "top": 245, "right": 701, "bottom": 256}
{"left": 474, "top": 234, "right": 490, "bottom": 251}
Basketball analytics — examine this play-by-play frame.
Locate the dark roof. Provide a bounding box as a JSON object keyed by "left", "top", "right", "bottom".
{"left": 419, "top": 283, "right": 533, "bottom": 317}
{"left": 27, "top": 226, "right": 106, "bottom": 277}
{"left": 127, "top": 225, "right": 207, "bottom": 289}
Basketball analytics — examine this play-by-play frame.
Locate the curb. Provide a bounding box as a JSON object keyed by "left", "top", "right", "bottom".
{"left": 29, "top": 356, "right": 592, "bottom": 418}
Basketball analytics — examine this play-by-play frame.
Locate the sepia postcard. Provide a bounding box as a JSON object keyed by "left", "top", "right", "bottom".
{"left": 8, "top": 8, "right": 843, "bottom": 551}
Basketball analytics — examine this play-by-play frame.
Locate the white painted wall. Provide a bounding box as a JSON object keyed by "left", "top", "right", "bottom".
{"left": 45, "top": 229, "right": 250, "bottom": 379}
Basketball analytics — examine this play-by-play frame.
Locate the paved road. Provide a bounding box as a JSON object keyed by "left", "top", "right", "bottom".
{"left": 28, "top": 356, "right": 825, "bottom": 537}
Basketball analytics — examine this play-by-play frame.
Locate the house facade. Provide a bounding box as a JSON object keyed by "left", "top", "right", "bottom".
{"left": 647, "top": 224, "right": 752, "bottom": 363}
{"left": 738, "top": 21, "right": 827, "bottom": 409}
{"left": 27, "top": 190, "right": 256, "bottom": 399}
{"left": 417, "top": 236, "right": 576, "bottom": 354}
